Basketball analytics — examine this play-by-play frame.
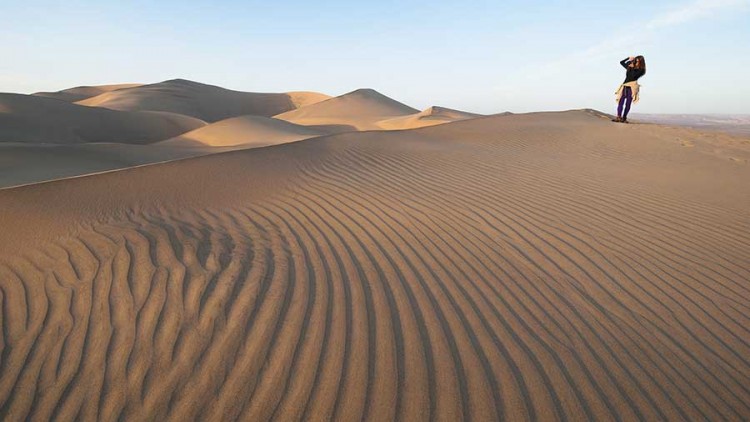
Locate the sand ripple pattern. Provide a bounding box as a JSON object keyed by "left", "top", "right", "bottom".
{"left": 2, "top": 133, "right": 750, "bottom": 421}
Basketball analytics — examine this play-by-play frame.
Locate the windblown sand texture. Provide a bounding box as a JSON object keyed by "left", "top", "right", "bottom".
{"left": 1, "top": 81, "right": 750, "bottom": 421}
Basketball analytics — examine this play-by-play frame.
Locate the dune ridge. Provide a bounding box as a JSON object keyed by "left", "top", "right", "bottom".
{"left": 1, "top": 110, "right": 749, "bottom": 421}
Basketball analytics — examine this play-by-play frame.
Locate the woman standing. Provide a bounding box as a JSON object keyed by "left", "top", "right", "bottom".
{"left": 613, "top": 55, "right": 646, "bottom": 123}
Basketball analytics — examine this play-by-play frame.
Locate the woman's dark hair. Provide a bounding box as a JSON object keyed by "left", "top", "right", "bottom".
{"left": 632, "top": 55, "right": 646, "bottom": 74}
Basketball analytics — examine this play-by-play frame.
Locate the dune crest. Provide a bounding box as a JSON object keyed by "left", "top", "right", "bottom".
{"left": 286, "top": 91, "right": 332, "bottom": 108}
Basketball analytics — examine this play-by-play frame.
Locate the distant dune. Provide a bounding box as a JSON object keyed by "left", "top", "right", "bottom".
{"left": 33, "top": 83, "right": 142, "bottom": 103}
{"left": 1, "top": 105, "right": 749, "bottom": 420}
{"left": 0, "top": 93, "right": 205, "bottom": 144}
{"left": 77, "top": 79, "right": 330, "bottom": 122}
{"left": 275, "top": 88, "right": 420, "bottom": 130}
{"left": 286, "top": 91, "right": 334, "bottom": 109}
{"left": 276, "top": 90, "right": 482, "bottom": 131}
{"left": 632, "top": 113, "right": 750, "bottom": 136}
{"left": 160, "top": 115, "right": 328, "bottom": 147}
{"left": 0, "top": 84, "right": 488, "bottom": 188}
{"left": 379, "top": 106, "right": 483, "bottom": 130}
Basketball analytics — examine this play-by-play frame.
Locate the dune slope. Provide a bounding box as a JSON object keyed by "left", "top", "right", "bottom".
{"left": 275, "top": 88, "right": 420, "bottom": 130}
{"left": 0, "top": 93, "right": 205, "bottom": 144}
{"left": 1, "top": 111, "right": 749, "bottom": 421}
{"left": 77, "top": 79, "right": 330, "bottom": 122}
{"left": 159, "top": 115, "right": 328, "bottom": 147}
{"left": 379, "top": 106, "right": 484, "bottom": 130}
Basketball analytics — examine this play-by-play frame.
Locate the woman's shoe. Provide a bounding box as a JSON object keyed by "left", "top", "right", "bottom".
{"left": 611, "top": 117, "right": 622, "bottom": 122}
{"left": 621, "top": 118, "right": 628, "bottom": 123}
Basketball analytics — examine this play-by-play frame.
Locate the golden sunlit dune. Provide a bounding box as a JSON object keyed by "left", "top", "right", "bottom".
{"left": 275, "top": 88, "right": 420, "bottom": 130}
{"left": 1, "top": 107, "right": 749, "bottom": 420}
{"left": 159, "top": 114, "right": 329, "bottom": 147}
{"left": 77, "top": 79, "right": 330, "bottom": 122}
{"left": 276, "top": 90, "right": 484, "bottom": 131}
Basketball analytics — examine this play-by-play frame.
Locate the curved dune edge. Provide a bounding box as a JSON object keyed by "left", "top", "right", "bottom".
{"left": 1, "top": 111, "right": 749, "bottom": 420}
{"left": 159, "top": 115, "right": 329, "bottom": 147}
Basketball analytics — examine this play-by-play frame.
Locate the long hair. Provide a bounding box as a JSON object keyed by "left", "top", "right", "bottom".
{"left": 631, "top": 55, "right": 646, "bottom": 74}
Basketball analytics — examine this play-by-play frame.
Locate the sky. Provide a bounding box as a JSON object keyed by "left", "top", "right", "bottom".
{"left": 1, "top": 0, "right": 749, "bottom": 114}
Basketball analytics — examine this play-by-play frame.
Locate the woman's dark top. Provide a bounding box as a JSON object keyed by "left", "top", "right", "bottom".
{"left": 621, "top": 58, "right": 645, "bottom": 83}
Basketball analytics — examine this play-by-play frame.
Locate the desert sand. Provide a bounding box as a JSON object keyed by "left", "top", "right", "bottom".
{"left": 0, "top": 83, "right": 485, "bottom": 188}
{"left": 274, "top": 88, "right": 422, "bottom": 130}
{"left": 1, "top": 81, "right": 749, "bottom": 421}
{"left": 159, "top": 115, "right": 329, "bottom": 147}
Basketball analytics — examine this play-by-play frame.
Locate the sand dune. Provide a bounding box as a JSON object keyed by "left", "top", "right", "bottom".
{"left": 0, "top": 114, "right": 328, "bottom": 188}
{"left": 286, "top": 91, "right": 334, "bottom": 109}
{"left": 0, "top": 93, "right": 205, "bottom": 144}
{"left": 277, "top": 91, "right": 482, "bottom": 131}
{"left": 33, "top": 83, "right": 142, "bottom": 103}
{"left": 275, "top": 88, "right": 420, "bottom": 130}
{"left": 379, "top": 106, "right": 484, "bottom": 130}
{"left": 77, "top": 79, "right": 330, "bottom": 122}
{"left": 1, "top": 110, "right": 749, "bottom": 420}
{"left": 160, "top": 115, "right": 328, "bottom": 147}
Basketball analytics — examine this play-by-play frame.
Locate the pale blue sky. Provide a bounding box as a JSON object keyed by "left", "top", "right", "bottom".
{"left": 1, "top": 0, "right": 749, "bottom": 114}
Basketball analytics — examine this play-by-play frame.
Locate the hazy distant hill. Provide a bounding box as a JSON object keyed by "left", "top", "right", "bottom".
{"left": 632, "top": 113, "right": 750, "bottom": 136}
